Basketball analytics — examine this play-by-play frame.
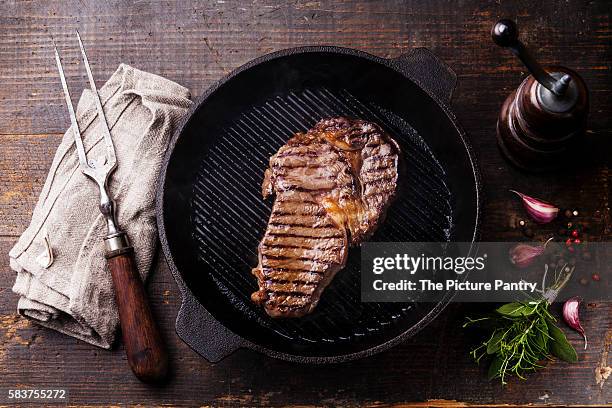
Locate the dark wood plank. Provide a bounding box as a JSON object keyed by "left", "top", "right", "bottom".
{"left": 0, "top": 0, "right": 610, "bottom": 134}
{"left": 0, "top": 273, "right": 610, "bottom": 406}
{"left": 0, "top": 133, "right": 61, "bottom": 236}
{"left": 0, "top": 0, "right": 610, "bottom": 406}
{"left": 0, "top": 235, "right": 610, "bottom": 406}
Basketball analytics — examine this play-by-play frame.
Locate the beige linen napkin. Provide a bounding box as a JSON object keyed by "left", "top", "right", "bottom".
{"left": 9, "top": 64, "right": 191, "bottom": 348}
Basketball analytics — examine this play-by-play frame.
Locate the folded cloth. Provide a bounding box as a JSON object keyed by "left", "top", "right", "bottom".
{"left": 9, "top": 64, "right": 192, "bottom": 348}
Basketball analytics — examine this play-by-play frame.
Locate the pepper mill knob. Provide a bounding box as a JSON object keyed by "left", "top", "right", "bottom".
{"left": 492, "top": 19, "right": 519, "bottom": 47}
{"left": 492, "top": 19, "right": 589, "bottom": 171}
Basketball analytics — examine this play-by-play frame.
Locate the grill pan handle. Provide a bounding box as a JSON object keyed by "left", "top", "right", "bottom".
{"left": 175, "top": 293, "right": 246, "bottom": 362}
{"left": 391, "top": 48, "right": 457, "bottom": 105}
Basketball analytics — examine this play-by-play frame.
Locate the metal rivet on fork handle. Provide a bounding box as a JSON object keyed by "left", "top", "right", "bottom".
{"left": 53, "top": 31, "right": 168, "bottom": 383}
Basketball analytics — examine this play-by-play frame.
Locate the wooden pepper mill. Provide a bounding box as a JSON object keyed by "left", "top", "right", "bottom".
{"left": 492, "top": 19, "right": 589, "bottom": 171}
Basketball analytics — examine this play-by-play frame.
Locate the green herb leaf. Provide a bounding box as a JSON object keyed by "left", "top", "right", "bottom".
{"left": 488, "top": 355, "right": 504, "bottom": 380}
{"left": 496, "top": 302, "right": 535, "bottom": 317}
{"left": 487, "top": 330, "right": 504, "bottom": 354}
{"left": 548, "top": 323, "right": 578, "bottom": 363}
{"left": 534, "top": 323, "right": 549, "bottom": 353}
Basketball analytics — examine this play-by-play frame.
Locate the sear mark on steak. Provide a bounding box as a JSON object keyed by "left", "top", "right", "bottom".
{"left": 251, "top": 117, "right": 400, "bottom": 318}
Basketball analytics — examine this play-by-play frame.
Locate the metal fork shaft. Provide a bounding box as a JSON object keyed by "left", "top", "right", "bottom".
{"left": 53, "top": 39, "right": 120, "bottom": 239}
{"left": 53, "top": 42, "right": 88, "bottom": 167}
{"left": 76, "top": 30, "right": 116, "bottom": 163}
{"left": 96, "top": 179, "right": 119, "bottom": 235}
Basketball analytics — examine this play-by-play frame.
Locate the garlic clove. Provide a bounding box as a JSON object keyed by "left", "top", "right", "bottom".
{"left": 511, "top": 190, "right": 559, "bottom": 224}
{"left": 509, "top": 238, "right": 553, "bottom": 268}
{"left": 563, "top": 296, "right": 587, "bottom": 350}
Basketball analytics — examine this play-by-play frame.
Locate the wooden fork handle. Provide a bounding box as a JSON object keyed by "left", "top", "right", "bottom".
{"left": 105, "top": 233, "right": 168, "bottom": 383}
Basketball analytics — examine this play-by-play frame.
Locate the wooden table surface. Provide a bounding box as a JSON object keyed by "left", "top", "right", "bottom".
{"left": 1, "top": 0, "right": 610, "bottom": 406}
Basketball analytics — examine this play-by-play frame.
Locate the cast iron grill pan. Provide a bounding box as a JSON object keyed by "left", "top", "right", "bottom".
{"left": 193, "top": 87, "right": 451, "bottom": 344}
{"left": 158, "top": 47, "right": 481, "bottom": 362}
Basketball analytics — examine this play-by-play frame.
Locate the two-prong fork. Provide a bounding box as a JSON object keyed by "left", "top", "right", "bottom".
{"left": 53, "top": 31, "right": 167, "bottom": 383}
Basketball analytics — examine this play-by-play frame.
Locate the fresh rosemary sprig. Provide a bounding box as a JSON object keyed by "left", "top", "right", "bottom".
{"left": 464, "top": 263, "right": 578, "bottom": 385}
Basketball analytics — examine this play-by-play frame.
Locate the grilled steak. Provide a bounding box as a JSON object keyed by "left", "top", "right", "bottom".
{"left": 251, "top": 117, "right": 400, "bottom": 318}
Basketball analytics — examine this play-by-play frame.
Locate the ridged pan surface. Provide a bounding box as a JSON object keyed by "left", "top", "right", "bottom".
{"left": 159, "top": 48, "right": 480, "bottom": 360}
{"left": 194, "top": 87, "right": 450, "bottom": 344}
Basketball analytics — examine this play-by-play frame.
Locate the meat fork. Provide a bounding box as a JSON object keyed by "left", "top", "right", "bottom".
{"left": 53, "top": 32, "right": 167, "bottom": 383}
